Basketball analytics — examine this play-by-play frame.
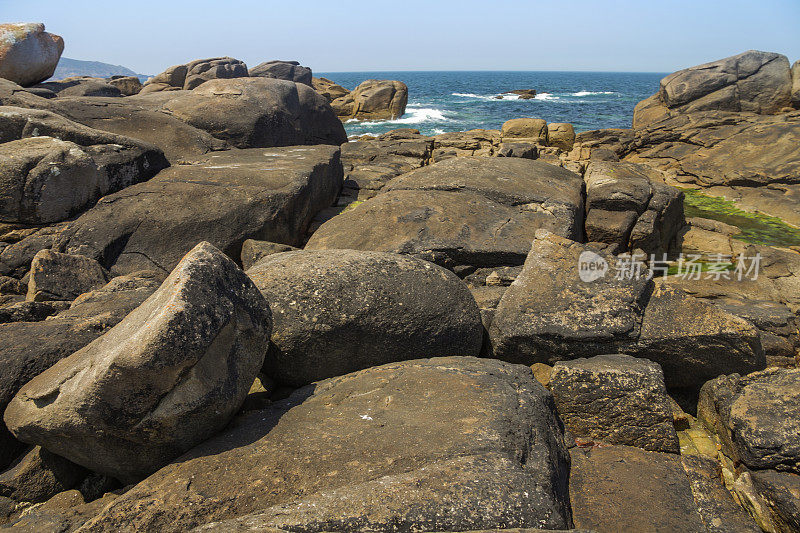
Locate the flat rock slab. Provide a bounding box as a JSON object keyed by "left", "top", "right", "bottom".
{"left": 80, "top": 357, "right": 571, "bottom": 532}
{"left": 247, "top": 249, "right": 483, "bottom": 386}
{"left": 569, "top": 445, "right": 707, "bottom": 532}
{"left": 307, "top": 157, "right": 584, "bottom": 271}
{"left": 698, "top": 367, "right": 800, "bottom": 474}
{"left": 55, "top": 145, "right": 342, "bottom": 276}
{"left": 551, "top": 354, "right": 679, "bottom": 453}
{"left": 4, "top": 243, "right": 271, "bottom": 483}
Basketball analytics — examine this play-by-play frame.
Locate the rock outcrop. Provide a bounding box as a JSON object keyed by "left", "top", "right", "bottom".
{"left": 247, "top": 249, "right": 483, "bottom": 385}
{"left": 141, "top": 57, "right": 248, "bottom": 92}
{"left": 249, "top": 60, "right": 312, "bottom": 86}
{"left": 0, "top": 23, "right": 64, "bottom": 87}
{"left": 307, "top": 157, "right": 585, "bottom": 272}
{"left": 312, "top": 76, "right": 349, "bottom": 101}
{"left": 55, "top": 145, "right": 342, "bottom": 276}
{"left": 4, "top": 242, "right": 272, "bottom": 483}
{"left": 332, "top": 79, "right": 408, "bottom": 120}
{"left": 78, "top": 358, "right": 572, "bottom": 532}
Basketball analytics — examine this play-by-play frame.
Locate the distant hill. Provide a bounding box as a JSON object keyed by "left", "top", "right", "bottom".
{"left": 51, "top": 57, "right": 149, "bottom": 82}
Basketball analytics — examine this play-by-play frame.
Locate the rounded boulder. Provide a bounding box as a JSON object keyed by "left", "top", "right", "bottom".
{"left": 246, "top": 249, "right": 483, "bottom": 386}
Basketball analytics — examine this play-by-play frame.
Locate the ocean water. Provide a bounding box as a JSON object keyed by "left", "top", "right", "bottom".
{"left": 317, "top": 71, "right": 665, "bottom": 137}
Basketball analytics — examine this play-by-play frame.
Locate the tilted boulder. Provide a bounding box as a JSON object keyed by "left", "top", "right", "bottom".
{"left": 246, "top": 249, "right": 483, "bottom": 386}
{"left": 79, "top": 357, "right": 572, "bottom": 532}
{"left": 141, "top": 57, "right": 248, "bottom": 92}
{"left": 160, "top": 77, "right": 347, "bottom": 147}
{"left": 249, "top": 60, "right": 312, "bottom": 86}
{"left": 306, "top": 157, "right": 584, "bottom": 271}
{"left": 333, "top": 79, "right": 408, "bottom": 120}
{"left": 55, "top": 145, "right": 342, "bottom": 276}
{"left": 551, "top": 354, "right": 679, "bottom": 453}
{"left": 698, "top": 368, "right": 800, "bottom": 474}
{"left": 584, "top": 160, "right": 685, "bottom": 254}
{"left": 0, "top": 23, "right": 64, "bottom": 87}
{"left": 489, "top": 231, "right": 765, "bottom": 388}
{"left": 4, "top": 242, "right": 272, "bottom": 483}
{"left": 312, "top": 76, "right": 349, "bottom": 101}
{"left": 26, "top": 249, "right": 108, "bottom": 302}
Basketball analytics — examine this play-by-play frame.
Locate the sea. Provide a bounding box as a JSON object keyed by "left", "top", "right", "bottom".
{"left": 317, "top": 71, "right": 665, "bottom": 137}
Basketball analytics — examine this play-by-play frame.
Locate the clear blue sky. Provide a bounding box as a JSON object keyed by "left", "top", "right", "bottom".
{"left": 4, "top": 0, "right": 800, "bottom": 74}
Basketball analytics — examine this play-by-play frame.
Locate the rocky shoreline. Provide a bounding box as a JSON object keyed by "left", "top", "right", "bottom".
{"left": 1, "top": 21, "right": 799, "bottom": 533}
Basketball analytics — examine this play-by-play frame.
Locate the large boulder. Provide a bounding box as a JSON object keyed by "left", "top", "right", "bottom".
{"left": 159, "top": 77, "right": 347, "bottom": 147}
{"left": 249, "top": 60, "right": 312, "bottom": 86}
{"left": 551, "top": 354, "right": 679, "bottom": 453}
{"left": 312, "top": 76, "right": 349, "bottom": 102}
{"left": 25, "top": 249, "right": 108, "bottom": 302}
{"left": 0, "top": 270, "right": 164, "bottom": 470}
{"left": 141, "top": 57, "right": 248, "bottom": 92}
{"left": 0, "top": 23, "right": 64, "bottom": 87}
{"left": 246, "top": 249, "right": 483, "bottom": 386}
{"left": 55, "top": 145, "right": 342, "bottom": 276}
{"left": 489, "top": 231, "right": 765, "bottom": 388}
{"left": 333, "top": 79, "right": 408, "bottom": 120}
{"left": 792, "top": 60, "right": 800, "bottom": 108}
{"left": 569, "top": 445, "right": 708, "bottom": 532}
{"left": 0, "top": 106, "right": 169, "bottom": 221}
{"left": 501, "top": 118, "right": 548, "bottom": 144}
{"left": 698, "top": 368, "right": 800, "bottom": 474}
{"left": 4, "top": 242, "right": 272, "bottom": 483}
{"left": 0, "top": 446, "right": 87, "bottom": 503}
{"left": 583, "top": 160, "right": 685, "bottom": 254}
{"left": 306, "top": 157, "right": 584, "bottom": 271}
{"left": 651, "top": 50, "right": 793, "bottom": 117}
{"left": 78, "top": 357, "right": 572, "bottom": 532}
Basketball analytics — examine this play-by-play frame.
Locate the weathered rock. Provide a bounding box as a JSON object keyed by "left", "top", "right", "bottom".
{"left": 569, "top": 445, "right": 707, "bottom": 532}
{"left": 657, "top": 50, "right": 792, "bottom": 115}
{"left": 160, "top": 77, "right": 347, "bottom": 148}
{"left": 747, "top": 469, "right": 800, "bottom": 533}
{"left": 239, "top": 240, "right": 297, "bottom": 271}
{"left": 25, "top": 250, "right": 107, "bottom": 302}
{"left": 0, "top": 23, "right": 64, "bottom": 87}
{"left": 551, "top": 354, "right": 679, "bottom": 453}
{"left": 56, "top": 145, "right": 342, "bottom": 276}
{"left": 247, "top": 249, "right": 483, "bottom": 386}
{"left": 681, "top": 454, "right": 763, "bottom": 533}
{"left": 0, "top": 301, "right": 66, "bottom": 323}
{"left": 4, "top": 243, "right": 272, "bottom": 483}
{"left": 0, "top": 78, "right": 51, "bottom": 108}
{"left": 0, "top": 446, "right": 87, "bottom": 503}
{"left": 33, "top": 77, "right": 122, "bottom": 98}
{"left": 490, "top": 232, "right": 652, "bottom": 364}
{"left": 489, "top": 232, "right": 765, "bottom": 388}
{"left": 0, "top": 271, "right": 162, "bottom": 470}
{"left": 1, "top": 490, "right": 118, "bottom": 532}
{"left": 143, "top": 57, "right": 248, "bottom": 92}
{"left": 698, "top": 368, "right": 800, "bottom": 474}
{"left": 431, "top": 129, "right": 500, "bottom": 160}
{"left": 106, "top": 76, "right": 142, "bottom": 96}
{"left": 307, "top": 157, "right": 584, "bottom": 271}
{"left": 0, "top": 223, "right": 68, "bottom": 278}
{"left": 333, "top": 79, "right": 408, "bottom": 120}
{"left": 547, "top": 123, "right": 575, "bottom": 151}
{"left": 584, "top": 160, "right": 685, "bottom": 254}
{"left": 249, "top": 60, "right": 312, "bottom": 86}
{"left": 496, "top": 142, "right": 538, "bottom": 159}
{"left": 80, "top": 357, "right": 572, "bottom": 532}
{"left": 311, "top": 76, "right": 349, "bottom": 101}
{"left": 501, "top": 118, "right": 548, "bottom": 144}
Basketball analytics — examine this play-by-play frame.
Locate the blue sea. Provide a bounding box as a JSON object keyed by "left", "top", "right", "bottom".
{"left": 317, "top": 71, "right": 665, "bottom": 137}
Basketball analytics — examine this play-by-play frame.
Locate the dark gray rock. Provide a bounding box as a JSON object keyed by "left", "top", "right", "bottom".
{"left": 55, "top": 145, "right": 342, "bottom": 276}
{"left": 33, "top": 77, "right": 122, "bottom": 98}
{"left": 698, "top": 367, "right": 800, "bottom": 474}
{"left": 0, "top": 301, "right": 66, "bottom": 323}
{"left": 142, "top": 57, "right": 248, "bottom": 91}
{"left": 25, "top": 249, "right": 107, "bottom": 301}
{"left": 0, "top": 446, "right": 87, "bottom": 503}
{"left": 249, "top": 60, "right": 312, "bottom": 86}
{"left": 79, "top": 357, "right": 572, "bottom": 532}
{"left": 4, "top": 243, "right": 272, "bottom": 483}
{"left": 569, "top": 445, "right": 707, "bottom": 532}
{"left": 307, "top": 157, "right": 584, "bottom": 271}
{"left": 551, "top": 354, "right": 679, "bottom": 453}
{"left": 247, "top": 249, "right": 483, "bottom": 386}
{"left": 749, "top": 469, "right": 800, "bottom": 533}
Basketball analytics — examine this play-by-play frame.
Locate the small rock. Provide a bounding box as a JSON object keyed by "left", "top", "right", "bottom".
{"left": 26, "top": 250, "right": 108, "bottom": 302}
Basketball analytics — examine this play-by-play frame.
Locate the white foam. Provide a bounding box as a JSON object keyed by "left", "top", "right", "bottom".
{"left": 348, "top": 107, "right": 452, "bottom": 127}
{"left": 452, "top": 91, "right": 560, "bottom": 101}
{"left": 534, "top": 92, "right": 559, "bottom": 100}
{"left": 571, "top": 91, "right": 616, "bottom": 96}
